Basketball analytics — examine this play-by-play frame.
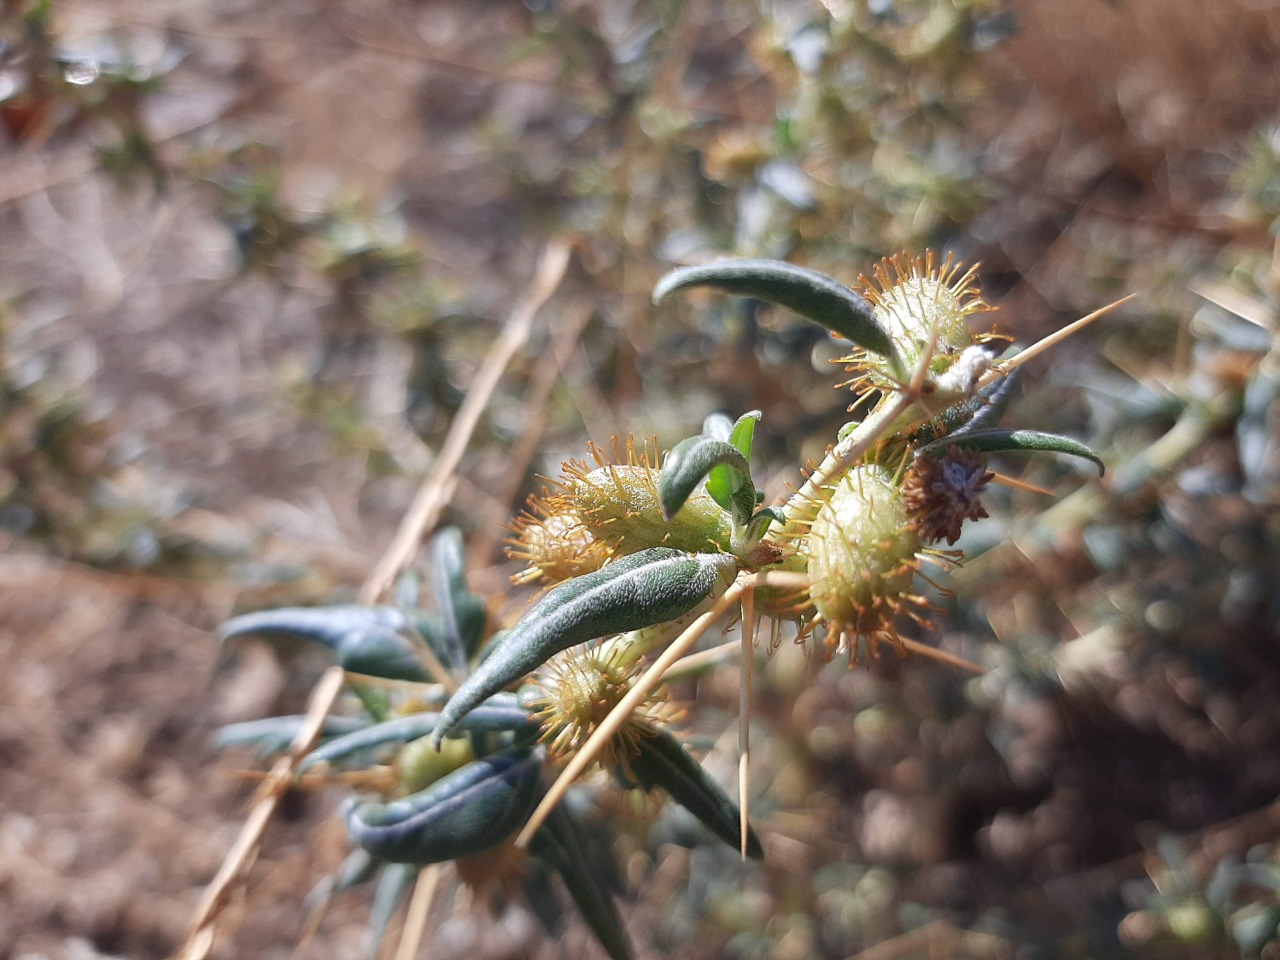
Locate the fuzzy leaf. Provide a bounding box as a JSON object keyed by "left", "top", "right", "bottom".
{"left": 625, "top": 728, "right": 763, "bottom": 858}
{"left": 532, "top": 804, "right": 633, "bottom": 960}
{"left": 661, "top": 436, "right": 756, "bottom": 528}
{"left": 433, "top": 549, "right": 735, "bottom": 746}
{"left": 220, "top": 605, "right": 428, "bottom": 682}
{"left": 923, "top": 428, "right": 1106, "bottom": 475}
{"left": 429, "top": 526, "right": 488, "bottom": 668}
{"left": 707, "top": 411, "right": 761, "bottom": 513}
{"left": 653, "top": 259, "right": 901, "bottom": 374}
{"left": 212, "top": 715, "right": 368, "bottom": 758}
{"left": 347, "top": 746, "right": 543, "bottom": 865}
{"left": 300, "top": 695, "right": 532, "bottom": 772}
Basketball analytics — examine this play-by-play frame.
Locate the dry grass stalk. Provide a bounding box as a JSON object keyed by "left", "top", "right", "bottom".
{"left": 177, "top": 240, "right": 571, "bottom": 959}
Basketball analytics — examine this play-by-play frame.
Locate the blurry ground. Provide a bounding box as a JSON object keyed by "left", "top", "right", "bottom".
{"left": 1, "top": 1, "right": 1279, "bottom": 958}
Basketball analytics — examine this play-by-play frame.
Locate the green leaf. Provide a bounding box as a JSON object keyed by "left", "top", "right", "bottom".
{"left": 653, "top": 259, "right": 901, "bottom": 375}
{"left": 707, "top": 411, "right": 761, "bottom": 514}
{"left": 367, "top": 863, "right": 417, "bottom": 960}
{"left": 219, "top": 605, "right": 428, "bottom": 682}
{"left": 429, "top": 526, "right": 488, "bottom": 668}
{"left": 923, "top": 428, "right": 1105, "bottom": 475}
{"left": 299, "top": 695, "right": 533, "bottom": 772}
{"left": 347, "top": 745, "right": 544, "bottom": 865}
{"left": 212, "top": 715, "right": 368, "bottom": 758}
{"left": 747, "top": 506, "right": 785, "bottom": 540}
{"left": 532, "top": 803, "right": 634, "bottom": 960}
{"left": 661, "top": 436, "right": 756, "bottom": 528}
{"left": 727, "top": 410, "right": 761, "bottom": 459}
{"left": 624, "top": 728, "right": 763, "bottom": 859}
{"left": 701, "top": 412, "right": 734, "bottom": 441}
{"left": 433, "top": 548, "right": 735, "bottom": 746}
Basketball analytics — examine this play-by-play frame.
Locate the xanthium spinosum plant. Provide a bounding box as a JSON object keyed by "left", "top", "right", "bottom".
{"left": 217, "top": 253, "right": 1119, "bottom": 959}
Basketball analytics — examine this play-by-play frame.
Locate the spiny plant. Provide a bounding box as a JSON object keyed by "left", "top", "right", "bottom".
{"left": 216, "top": 252, "right": 1124, "bottom": 958}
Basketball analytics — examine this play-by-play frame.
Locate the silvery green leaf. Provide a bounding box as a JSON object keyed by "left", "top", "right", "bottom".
{"left": 220, "top": 605, "right": 428, "bottom": 682}
{"left": 299, "top": 694, "right": 532, "bottom": 772}
{"left": 661, "top": 436, "right": 755, "bottom": 528}
{"left": 393, "top": 569, "right": 420, "bottom": 611}
{"left": 212, "top": 714, "right": 368, "bottom": 758}
{"left": 653, "top": 259, "right": 901, "bottom": 375}
{"left": 429, "top": 526, "right": 487, "bottom": 669}
{"left": 523, "top": 859, "right": 566, "bottom": 939}
{"left": 347, "top": 746, "right": 543, "bottom": 865}
{"left": 532, "top": 803, "right": 633, "bottom": 960}
{"left": 367, "top": 863, "right": 416, "bottom": 960}
{"left": 624, "top": 728, "right": 763, "bottom": 859}
{"left": 433, "top": 549, "right": 735, "bottom": 746}
{"left": 922, "top": 428, "right": 1105, "bottom": 476}
{"left": 701, "top": 412, "right": 734, "bottom": 442}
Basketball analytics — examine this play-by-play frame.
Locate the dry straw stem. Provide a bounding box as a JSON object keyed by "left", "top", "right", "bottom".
{"left": 361, "top": 239, "right": 573, "bottom": 604}
{"left": 394, "top": 865, "right": 442, "bottom": 960}
{"left": 177, "top": 665, "right": 346, "bottom": 960}
{"left": 178, "top": 241, "right": 571, "bottom": 960}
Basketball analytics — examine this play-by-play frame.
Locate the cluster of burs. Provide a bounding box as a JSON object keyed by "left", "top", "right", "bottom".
{"left": 217, "top": 254, "right": 1105, "bottom": 959}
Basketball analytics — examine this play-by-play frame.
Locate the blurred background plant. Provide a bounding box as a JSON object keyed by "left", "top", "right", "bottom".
{"left": 1, "top": 0, "right": 1278, "bottom": 958}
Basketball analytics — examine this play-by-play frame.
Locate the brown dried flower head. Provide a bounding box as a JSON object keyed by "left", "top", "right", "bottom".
{"left": 902, "top": 447, "right": 993, "bottom": 545}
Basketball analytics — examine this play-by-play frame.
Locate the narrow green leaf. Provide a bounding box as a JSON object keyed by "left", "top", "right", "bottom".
{"left": 220, "top": 605, "right": 428, "bottom": 682}
{"left": 333, "top": 848, "right": 378, "bottom": 892}
{"left": 653, "top": 259, "right": 901, "bottom": 374}
{"left": 347, "top": 746, "right": 544, "bottom": 865}
{"left": 367, "top": 863, "right": 417, "bottom": 960}
{"left": 924, "top": 428, "right": 1105, "bottom": 475}
{"left": 429, "top": 526, "right": 487, "bottom": 668}
{"left": 212, "top": 715, "right": 368, "bottom": 758}
{"left": 433, "top": 548, "right": 735, "bottom": 746}
{"left": 532, "top": 804, "right": 634, "bottom": 960}
{"left": 522, "top": 859, "right": 566, "bottom": 939}
{"left": 625, "top": 728, "right": 763, "bottom": 859}
{"left": 299, "top": 695, "right": 532, "bottom": 772}
{"left": 661, "top": 436, "right": 755, "bottom": 528}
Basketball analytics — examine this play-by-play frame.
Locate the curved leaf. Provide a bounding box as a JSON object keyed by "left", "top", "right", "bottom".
{"left": 220, "top": 605, "right": 428, "bottom": 682}
{"left": 625, "top": 728, "right": 763, "bottom": 859}
{"left": 433, "top": 548, "right": 735, "bottom": 746}
{"left": 923, "top": 428, "right": 1105, "bottom": 476}
{"left": 346, "top": 745, "right": 543, "bottom": 865}
{"left": 707, "top": 411, "right": 761, "bottom": 513}
{"left": 661, "top": 436, "right": 755, "bottom": 528}
{"left": 532, "top": 803, "right": 633, "bottom": 960}
{"left": 653, "top": 259, "right": 901, "bottom": 373}
{"left": 300, "top": 695, "right": 533, "bottom": 772}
